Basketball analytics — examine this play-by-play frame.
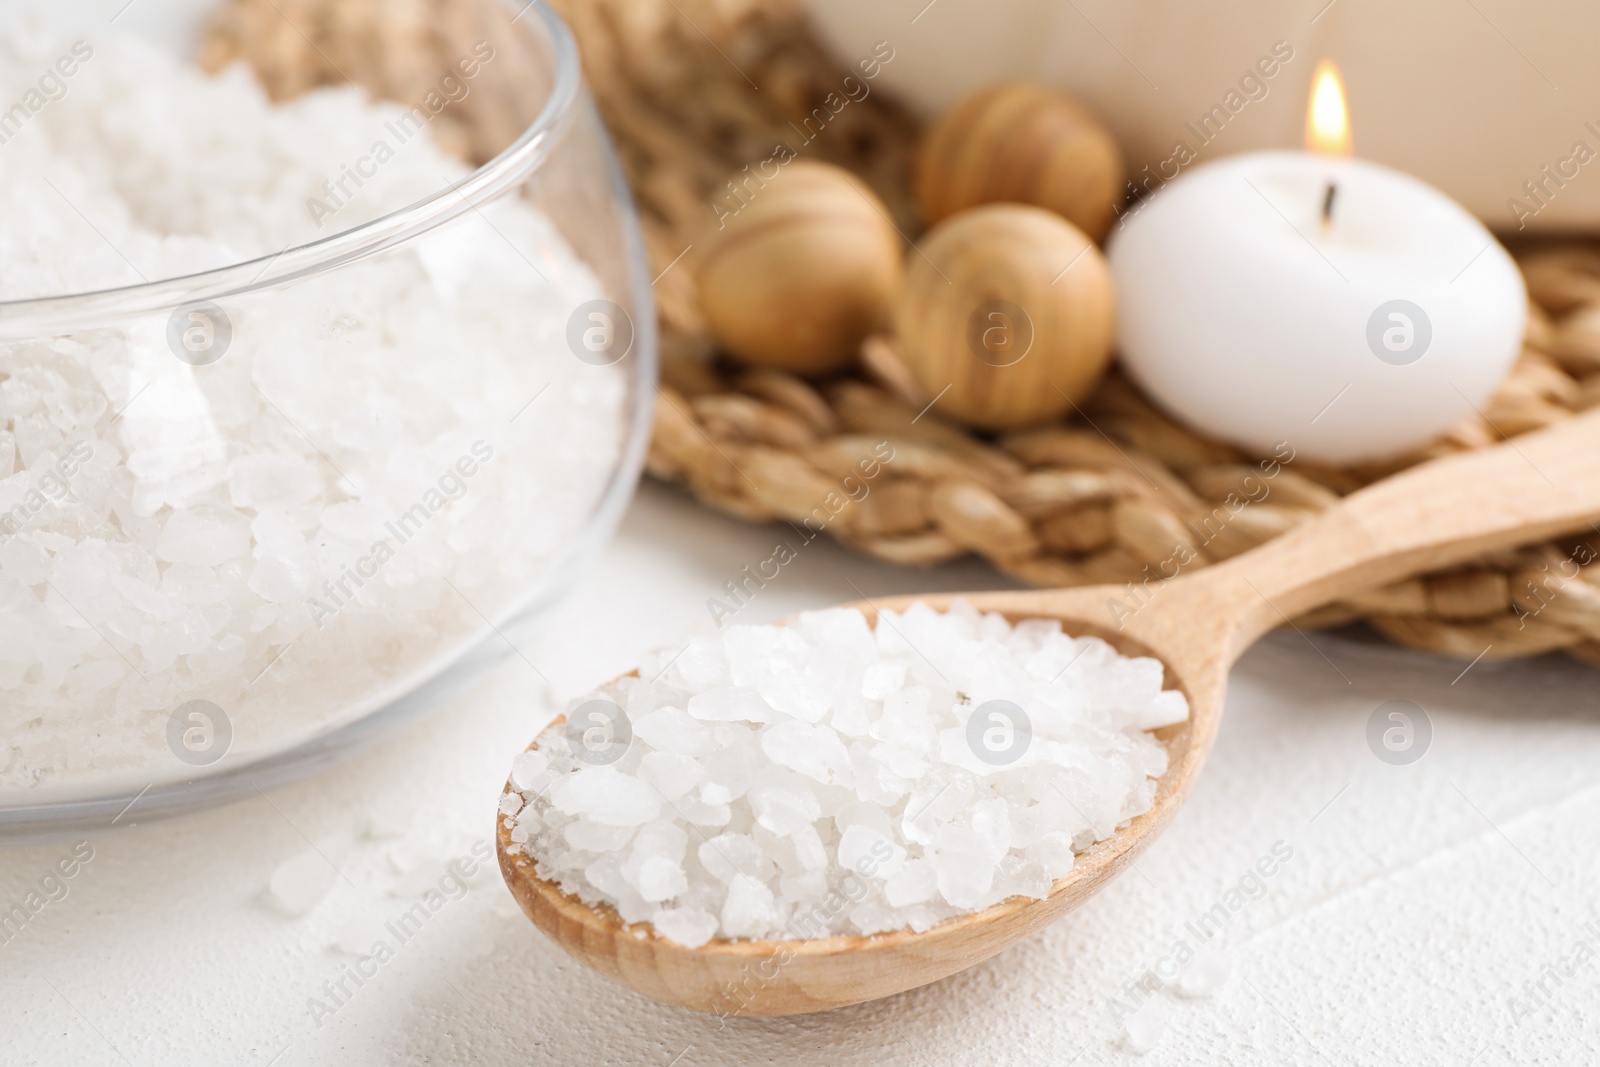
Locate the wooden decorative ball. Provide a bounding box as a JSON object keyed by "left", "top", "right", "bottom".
{"left": 695, "top": 160, "right": 903, "bottom": 375}
{"left": 894, "top": 204, "right": 1115, "bottom": 431}
{"left": 915, "top": 84, "right": 1124, "bottom": 243}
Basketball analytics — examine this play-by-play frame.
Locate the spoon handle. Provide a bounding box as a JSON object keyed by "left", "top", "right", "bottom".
{"left": 1200, "top": 406, "right": 1600, "bottom": 660}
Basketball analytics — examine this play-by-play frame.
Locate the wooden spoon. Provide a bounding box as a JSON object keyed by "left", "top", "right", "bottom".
{"left": 499, "top": 407, "right": 1600, "bottom": 1016}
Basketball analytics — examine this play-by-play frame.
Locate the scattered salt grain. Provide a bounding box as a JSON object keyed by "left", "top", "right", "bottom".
{"left": 509, "top": 751, "right": 552, "bottom": 793}
{"left": 502, "top": 601, "right": 1186, "bottom": 944}
{"left": 265, "top": 848, "right": 340, "bottom": 917}
{"left": 1174, "top": 948, "right": 1233, "bottom": 999}
{"left": 649, "top": 907, "right": 719, "bottom": 949}
{"left": 1121, "top": 997, "right": 1167, "bottom": 1055}
{"left": 332, "top": 908, "right": 390, "bottom": 955}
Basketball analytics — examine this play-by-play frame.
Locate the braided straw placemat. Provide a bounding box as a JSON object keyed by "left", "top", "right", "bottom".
{"left": 204, "top": 0, "right": 1600, "bottom": 662}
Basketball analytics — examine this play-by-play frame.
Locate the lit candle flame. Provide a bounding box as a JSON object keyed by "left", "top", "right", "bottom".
{"left": 1306, "top": 59, "right": 1352, "bottom": 156}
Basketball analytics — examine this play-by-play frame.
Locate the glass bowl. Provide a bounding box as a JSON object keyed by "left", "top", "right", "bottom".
{"left": 0, "top": 0, "right": 655, "bottom": 843}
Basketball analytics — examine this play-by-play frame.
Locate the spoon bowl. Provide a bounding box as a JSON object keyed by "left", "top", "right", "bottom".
{"left": 498, "top": 596, "right": 1202, "bottom": 1016}
{"left": 499, "top": 407, "right": 1600, "bottom": 1015}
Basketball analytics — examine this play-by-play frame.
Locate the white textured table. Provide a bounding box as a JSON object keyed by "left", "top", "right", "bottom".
{"left": 5, "top": 483, "right": 1598, "bottom": 1065}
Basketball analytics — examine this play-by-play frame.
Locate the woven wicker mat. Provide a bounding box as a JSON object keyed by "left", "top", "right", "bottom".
{"left": 204, "top": 0, "right": 1600, "bottom": 663}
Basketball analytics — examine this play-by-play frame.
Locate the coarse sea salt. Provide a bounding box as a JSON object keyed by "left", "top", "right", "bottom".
{"left": 500, "top": 602, "right": 1188, "bottom": 947}
{"left": 0, "top": 31, "right": 626, "bottom": 794}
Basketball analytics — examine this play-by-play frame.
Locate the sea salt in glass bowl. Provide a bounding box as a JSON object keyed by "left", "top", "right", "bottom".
{"left": 0, "top": 1, "right": 655, "bottom": 842}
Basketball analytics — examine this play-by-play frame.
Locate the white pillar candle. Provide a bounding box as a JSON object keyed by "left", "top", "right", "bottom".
{"left": 1108, "top": 68, "right": 1525, "bottom": 465}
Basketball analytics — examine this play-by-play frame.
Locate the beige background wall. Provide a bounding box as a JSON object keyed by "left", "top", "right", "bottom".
{"left": 807, "top": 0, "right": 1596, "bottom": 233}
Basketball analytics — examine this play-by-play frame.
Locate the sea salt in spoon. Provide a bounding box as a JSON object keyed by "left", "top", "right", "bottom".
{"left": 499, "top": 407, "right": 1600, "bottom": 1015}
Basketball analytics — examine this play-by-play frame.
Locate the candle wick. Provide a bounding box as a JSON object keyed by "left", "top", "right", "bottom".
{"left": 1322, "top": 181, "right": 1337, "bottom": 224}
